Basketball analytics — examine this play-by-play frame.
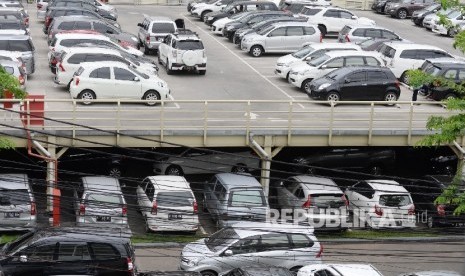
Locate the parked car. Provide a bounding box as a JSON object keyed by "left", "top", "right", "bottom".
{"left": 299, "top": 6, "right": 375, "bottom": 37}
{"left": 137, "top": 16, "right": 183, "bottom": 54}
{"left": 274, "top": 175, "right": 349, "bottom": 230}
{"left": 371, "top": 0, "right": 388, "bottom": 13}
{"left": 73, "top": 176, "right": 129, "bottom": 230}
{"left": 36, "top": 0, "right": 50, "bottom": 20}
{"left": 432, "top": 9, "right": 465, "bottom": 36}
{"left": 0, "top": 60, "right": 26, "bottom": 89}
{"left": 377, "top": 41, "right": 452, "bottom": 81}
{"left": 241, "top": 21, "right": 321, "bottom": 57}
{"left": 417, "top": 60, "right": 465, "bottom": 100}
{"left": 0, "top": 49, "right": 26, "bottom": 73}
{"left": 179, "top": 222, "right": 322, "bottom": 275}
{"left": 0, "top": 8, "right": 28, "bottom": 27}
{"left": 290, "top": 147, "right": 396, "bottom": 175}
{"left": 0, "top": 174, "right": 36, "bottom": 231}
{"left": 141, "top": 272, "right": 201, "bottom": 276}
{"left": 212, "top": 11, "right": 255, "bottom": 36}
{"left": 275, "top": 42, "right": 361, "bottom": 80}
{"left": 153, "top": 148, "right": 260, "bottom": 175}
{"left": 203, "top": 173, "right": 270, "bottom": 228}
{"left": 0, "top": 229, "right": 137, "bottom": 275}
{"left": 190, "top": 0, "right": 237, "bottom": 21}
{"left": 384, "top": 0, "right": 435, "bottom": 19}
{"left": 398, "top": 271, "right": 463, "bottom": 276}
{"left": 422, "top": 8, "right": 454, "bottom": 30}
{"left": 338, "top": 24, "right": 402, "bottom": 43}
{"left": 158, "top": 29, "right": 207, "bottom": 75}
{"left": 411, "top": 3, "right": 440, "bottom": 26}
{"left": 137, "top": 175, "right": 199, "bottom": 232}
{"left": 69, "top": 61, "right": 170, "bottom": 105}
{"left": 47, "top": 0, "right": 117, "bottom": 21}
{"left": 222, "top": 11, "right": 290, "bottom": 40}
{"left": 288, "top": 50, "right": 384, "bottom": 93}
{"left": 307, "top": 66, "right": 401, "bottom": 103}
{"left": 356, "top": 37, "right": 403, "bottom": 51}
{"left": 298, "top": 264, "right": 383, "bottom": 276}
{"left": 205, "top": 1, "right": 278, "bottom": 26}
{"left": 0, "top": 35, "right": 35, "bottom": 75}
{"left": 403, "top": 175, "right": 465, "bottom": 228}
{"left": 345, "top": 180, "right": 416, "bottom": 229}
{"left": 223, "top": 266, "right": 294, "bottom": 276}
{"left": 44, "top": 7, "right": 120, "bottom": 33}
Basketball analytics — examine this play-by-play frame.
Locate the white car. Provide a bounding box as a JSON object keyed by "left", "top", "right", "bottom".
{"left": 275, "top": 42, "right": 361, "bottom": 80}
{"left": 288, "top": 50, "right": 384, "bottom": 93}
{"left": 69, "top": 61, "right": 170, "bottom": 105}
{"left": 241, "top": 21, "right": 321, "bottom": 57}
{"left": 298, "top": 264, "right": 383, "bottom": 276}
{"left": 377, "top": 41, "right": 453, "bottom": 81}
{"left": 94, "top": 0, "right": 117, "bottom": 14}
{"left": 398, "top": 271, "right": 462, "bottom": 276}
{"left": 211, "top": 11, "right": 250, "bottom": 35}
{"left": 432, "top": 9, "right": 464, "bottom": 36}
{"left": 0, "top": 59, "right": 26, "bottom": 90}
{"left": 344, "top": 180, "right": 416, "bottom": 229}
{"left": 298, "top": 6, "right": 375, "bottom": 36}
{"left": 49, "top": 33, "right": 143, "bottom": 62}
{"left": 191, "top": 0, "right": 225, "bottom": 19}
{"left": 136, "top": 175, "right": 199, "bottom": 232}
{"left": 36, "top": 0, "right": 49, "bottom": 20}
{"left": 55, "top": 47, "right": 158, "bottom": 87}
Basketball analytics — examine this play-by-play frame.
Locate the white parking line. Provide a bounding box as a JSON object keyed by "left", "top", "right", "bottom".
{"left": 182, "top": 15, "right": 306, "bottom": 109}
{"left": 168, "top": 94, "right": 180, "bottom": 109}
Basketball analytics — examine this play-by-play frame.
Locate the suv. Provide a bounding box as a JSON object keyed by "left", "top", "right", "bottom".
{"left": 0, "top": 35, "right": 35, "bottom": 75}
{"left": 180, "top": 222, "right": 323, "bottom": 275}
{"left": 224, "top": 266, "right": 294, "bottom": 276}
{"left": 137, "top": 16, "right": 184, "bottom": 54}
{"left": 411, "top": 2, "right": 440, "bottom": 25}
{"left": 384, "top": 0, "right": 435, "bottom": 19}
{"left": 0, "top": 174, "right": 36, "bottom": 231}
{"left": 190, "top": 0, "right": 238, "bottom": 20}
{"left": 44, "top": 7, "right": 120, "bottom": 33}
{"left": 0, "top": 229, "right": 137, "bottom": 275}
{"left": 338, "top": 24, "right": 402, "bottom": 43}
{"left": 158, "top": 30, "right": 207, "bottom": 75}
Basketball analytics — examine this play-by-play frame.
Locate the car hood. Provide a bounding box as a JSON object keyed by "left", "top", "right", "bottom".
{"left": 208, "top": 10, "right": 224, "bottom": 17}
{"left": 277, "top": 54, "right": 300, "bottom": 64}
{"left": 311, "top": 75, "right": 336, "bottom": 87}
{"left": 356, "top": 17, "right": 376, "bottom": 26}
{"left": 182, "top": 239, "right": 215, "bottom": 257}
{"left": 125, "top": 46, "right": 143, "bottom": 56}
{"left": 291, "top": 62, "right": 312, "bottom": 73}
{"left": 213, "top": 17, "right": 232, "bottom": 27}
{"left": 424, "top": 13, "right": 438, "bottom": 20}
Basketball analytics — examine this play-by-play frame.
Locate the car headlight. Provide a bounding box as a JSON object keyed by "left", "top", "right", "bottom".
{"left": 318, "top": 83, "right": 331, "bottom": 90}
{"left": 185, "top": 257, "right": 204, "bottom": 267}
{"left": 208, "top": 16, "right": 214, "bottom": 20}
{"left": 110, "top": 13, "right": 116, "bottom": 17}
{"left": 277, "top": 63, "right": 289, "bottom": 67}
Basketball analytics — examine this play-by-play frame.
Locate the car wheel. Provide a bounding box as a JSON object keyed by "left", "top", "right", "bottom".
{"left": 157, "top": 54, "right": 162, "bottom": 65}
{"left": 290, "top": 266, "right": 303, "bottom": 276}
{"left": 144, "top": 46, "right": 150, "bottom": 55}
{"left": 108, "top": 166, "right": 122, "bottom": 178}
{"left": 165, "top": 165, "right": 183, "bottom": 176}
{"left": 427, "top": 216, "right": 435, "bottom": 228}
{"left": 250, "top": 45, "right": 263, "bottom": 57}
{"left": 143, "top": 90, "right": 160, "bottom": 106}
{"left": 286, "top": 72, "right": 290, "bottom": 81}
{"left": 66, "top": 80, "right": 71, "bottom": 90}
{"left": 78, "top": 89, "right": 95, "bottom": 105}
{"left": 397, "top": 9, "right": 408, "bottom": 19}
{"left": 302, "top": 79, "right": 313, "bottom": 94}
{"left": 199, "top": 70, "right": 206, "bottom": 75}
{"left": 231, "top": 163, "right": 248, "bottom": 173}
{"left": 326, "top": 91, "right": 340, "bottom": 102}
{"left": 201, "top": 270, "right": 217, "bottom": 276}
{"left": 318, "top": 24, "right": 327, "bottom": 37}
{"left": 445, "top": 93, "right": 456, "bottom": 100}
{"left": 144, "top": 215, "right": 151, "bottom": 233}
{"left": 400, "top": 71, "right": 409, "bottom": 84}
{"left": 200, "top": 11, "right": 210, "bottom": 22}
{"left": 447, "top": 28, "right": 455, "bottom": 37}
{"left": 166, "top": 59, "right": 173, "bottom": 75}
{"left": 384, "top": 91, "right": 398, "bottom": 105}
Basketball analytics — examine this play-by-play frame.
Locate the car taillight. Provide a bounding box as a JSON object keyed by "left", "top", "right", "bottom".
{"left": 341, "top": 194, "right": 349, "bottom": 207}
{"left": 320, "top": 33, "right": 323, "bottom": 43}
{"left": 126, "top": 257, "right": 134, "bottom": 275}
{"left": 75, "top": 77, "right": 80, "bottom": 86}
{"left": 146, "top": 35, "right": 150, "bottom": 42}
{"left": 37, "top": 3, "right": 43, "bottom": 9}
{"left": 345, "top": 34, "right": 350, "bottom": 42}
{"left": 437, "top": 204, "right": 446, "bottom": 216}
{"left": 30, "top": 202, "right": 36, "bottom": 215}
{"left": 79, "top": 204, "right": 85, "bottom": 216}
{"left": 18, "top": 75, "right": 25, "bottom": 85}
{"left": 24, "top": 17, "right": 29, "bottom": 25}
{"left": 316, "top": 244, "right": 323, "bottom": 258}
{"left": 58, "top": 62, "right": 65, "bottom": 72}
{"left": 151, "top": 200, "right": 157, "bottom": 215}
{"left": 172, "top": 49, "right": 177, "bottom": 58}
{"left": 45, "top": 16, "right": 51, "bottom": 26}
{"left": 193, "top": 201, "right": 198, "bottom": 214}
{"left": 50, "top": 57, "right": 57, "bottom": 65}
{"left": 374, "top": 204, "right": 383, "bottom": 217}
{"left": 122, "top": 204, "right": 127, "bottom": 216}
{"left": 302, "top": 194, "right": 312, "bottom": 209}
{"left": 408, "top": 204, "right": 415, "bottom": 215}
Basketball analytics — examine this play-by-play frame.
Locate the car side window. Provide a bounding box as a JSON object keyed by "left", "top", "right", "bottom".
{"left": 293, "top": 186, "right": 305, "bottom": 199}
{"left": 365, "top": 29, "right": 382, "bottom": 38}
{"left": 365, "top": 57, "right": 381, "bottom": 66}
{"left": 58, "top": 21, "right": 75, "bottom": 30}
{"left": 145, "top": 182, "right": 154, "bottom": 202}
{"left": 268, "top": 27, "right": 286, "bottom": 37}
{"left": 94, "top": 22, "right": 111, "bottom": 33}
{"left": 339, "top": 10, "right": 353, "bottom": 19}
{"left": 90, "top": 243, "right": 120, "bottom": 260}
{"left": 352, "top": 28, "right": 365, "bottom": 36}
{"left": 458, "top": 69, "right": 465, "bottom": 80}
{"left": 214, "top": 183, "right": 226, "bottom": 201}
{"left": 347, "top": 72, "right": 365, "bottom": 82}
{"left": 324, "top": 57, "right": 344, "bottom": 68}
{"left": 75, "top": 21, "right": 91, "bottom": 29}
{"left": 399, "top": 50, "right": 416, "bottom": 59}
{"left": 432, "top": 50, "right": 451, "bottom": 58}
{"left": 259, "top": 234, "right": 290, "bottom": 251}
{"left": 304, "top": 27, "right": 315, "bottom": 35}
{"left": 315, "top": 270, "right": 336, "bottom": 276}
{"left": 286, "top": 26, "right": 304, "bottom": 36}
{"left": 114, "top": 67, "right": 136, "bottom": 81}
{"left": 67, "top": 53, "right": 86, "bottom": 64}
{"left": 323, "top": 9, "right": 339, "bottom": 18}
{"left": 444, "top": 69, "right": 458, "bottom": 79}
{"left": 356, "top": 182, "right": 375, "bottom": 198}
{"left": 89, "top": 67, "right": 111, "bottom": 79}
{"left": 345, "top": 57, "right": 364, "bottom": 66}
{"left": 229, "top": 236, "right": 261, "bottom": 255}
{"left": 58, "top": 243, "right": 91, "bottom": 261}
{"left": 382, "top": 30, "right": 398, "bottom": 39}
{"left": 20, "top": 244, "right": 56, "bottom": 261}
{"left": 290, "top": 233, "right": 314, "bottom": 248}
{"left": 367, "top": 71, "right": 388, "bottom": 79}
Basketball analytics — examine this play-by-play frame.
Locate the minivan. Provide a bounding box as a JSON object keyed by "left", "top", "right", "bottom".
{"left": 0, "top": 229, "right": 137, "bottom": 275}
{"left": 0, "top": 174, "right": 36, "bottom": 231}
{"left": 203, "top": 173, "right": 270, "bottom": 228}
{"left": 179, "top": 222, "right": 322, "bottom": 275}
{"left": 0, "top": 35, "right": 35, "bottom": 75}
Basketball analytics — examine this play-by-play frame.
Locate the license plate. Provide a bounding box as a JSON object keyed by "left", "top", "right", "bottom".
{"left": 97, "top": 216, "right": 111, "bottom": 222}
{"left": 4, "top": 212, "right": 20, "bottom": 218}
{"left": 168, "top": 214, "right": 183, "bottom": 220}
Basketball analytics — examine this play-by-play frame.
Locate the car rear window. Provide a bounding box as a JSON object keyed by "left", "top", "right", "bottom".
{"left": 0, "top": 189, "right": 30, "bottom": 205}
{"left": 175, "top": 40, "right": 204, "bottom": 50}
{"left": 379, "top": 194, "right": 412, "bottom": 207}
{"left": 85, "top": 193, "right": 123, "bottom": 207}
{"left": 301, "top": 7, "right": 321, "bottom": 15}
{"left": 424, "top": 65, "right": 442, "bottom": 76}
{"left": 340, "top": 25, "right": 352, "bottom": 35}
{"left": 379, "top": 45, "right": 396, "bottom": 58}
{"left": 229, "top": 189, "right": 266, "bottom": 207}
{"left": 0, "top": 40, "right": 32, "bottom": 52}
{"left": 206, "top": 227, "right": 239, "bottom": 252}
{"left": 156, "top": 191, "right": 194, "bottom": 207}
{"left": 310, "top": 193, "right": 345, "bottom": 208}
{"left": 152, "top": 22, "right": 175, "bottom": 33}
{"left": 0, "top": 22, "right": 23, "bottom": 30}
{"left": 308, "top": 54, "right": 330, "bottom": 66}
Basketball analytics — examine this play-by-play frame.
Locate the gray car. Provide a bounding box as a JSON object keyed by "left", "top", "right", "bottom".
{"left": 338, "top": 24, "right": 402, "bottom": 43}
{"left": 0, "top": 174, "right": 36, "bottom": 231}
{"left": 0, "top": 35, "right": 35, "bottom": 75}
{"left": 203, "top": 173, "right": 270, "bottom": 228}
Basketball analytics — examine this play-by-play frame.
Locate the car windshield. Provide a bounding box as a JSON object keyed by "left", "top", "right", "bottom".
{"left": 128, "top": 66, "right": 149, "bottom": 79}
{"left": 0, "top": 40, "right": 33, "bottom": 52}
{"left": 358, "top": 38, "right": 377, "bottom": 47}
{"left": 325, "top": 68, "right": 348, "bottom": 80}
{"left": 311, "top": 193, "right": 345, "bottom": 208}
{"left": 205, "top": 227, "right": 239, "bottom": 252}
{"left": 292, "top": 46, "right": 315, "bottom": 58}
{"left": 424, "top": 65, "right": 442, "bottom": 76}
{"left": 447, "top": 10, "right": 461, "bottom": 18}
{"left": 152, "top": 23, "right": 175, "bottom": 33}
{"left": 379, "top": 194, "right": 412, "bottom": 207}
{"left": 176, "top": 40, "right": 204, "bottom": 50}
{"left": 378, "top": 44, "right": 396, "bottom": 58}
{"left": 230, "top": 12, "right": 244, "bottom": 20}
{"left": 0, "top": 23, "right": 23, "bottom": 30}
{"left": 257, "top": 25, "right": 274, "bottom": 35}
{"left": 156, "top": 191, "right": 194, "bottom": 207}
{"left": 308, "top": 54, "right": 330, "bottom": 66}
{"left": 425, "top": 3, "right": 440, "bottom": 11}
{"left": 85, "top": 193, "right": 123, "bottom": 208}
{"left": 0, "top": 189, "right": 29, "bottom": 205}
{"left": 229, "top": 189, "right": 265, "bottom": 207}
{"left": 239, "top": 13, "right": 256, "bottom": 23}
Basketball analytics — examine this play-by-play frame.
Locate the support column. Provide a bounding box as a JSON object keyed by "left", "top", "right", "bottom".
{"left": 450, "top": 141, "right": 465, "bottom": 177}
{"left": 46, "top": 136, "right": 57, "bottom": 213}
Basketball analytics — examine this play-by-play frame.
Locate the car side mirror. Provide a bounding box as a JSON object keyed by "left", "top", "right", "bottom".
{"left": 344, "top": 78, "right": 351, "bottom": 83}
{"left": 20, "top": 255, "right": 27, "bottom": 263}
{"left": 134, "top": 77, "right": 140, "bottom": 82}
{"left": 305, "top": 56, "right": 312, "bottom": 61}
{"left": 351, "top": 15, "right": 357, "bottom": 19}
{"left": 224, "top": 250, "right": 233, "bottom": 256}
{"left": 137, "top": 23, "right": 143, "bottom": 27}
{"left": 320, "top": 64, "right": 328, "bottom": 69}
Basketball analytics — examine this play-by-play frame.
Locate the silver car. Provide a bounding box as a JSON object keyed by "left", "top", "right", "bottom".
{"left": 0, "top": 174, "right": 36, "bottom": 231}
{"left": 0, "top": 35, "right": 35, "bottom": 75}
{"left": 338, "top": 24, "right": 402, "bottom": 43}
{"left": 0, "top": 59, "right": 27, "bottom": 90}
{"left": 180, "top": 222, "right": 323, "bottom": 275}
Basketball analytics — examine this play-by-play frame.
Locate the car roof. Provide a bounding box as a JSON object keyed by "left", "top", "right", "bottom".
{"left": 325, "top": 50, "right": 380, "bottom": 57}
{"left": 383, "top": 41, "right": 446, "bottom": 51}
{"left": 0, "top": 59, "right": 19, "bottom": 66}
{"left": 53, "top": 15, "right": 104, "bottom": 22}
{"left": 30, "top": 228, "right": 131, "bottom": 244}
{"left": 303, "top": 5, "right": 344, "bottom": 10}
{"left": 302, "top": 264, "right": 382, "bottom": 276}
{"left": 215, "top": 173, "right": 261, "bottom": 189}
{"left": 65, "top": 47, "right": 121, "bottom": 55}
{"left": 231, "top": 222, "right": 315, "bottom": 236}
{"left": 291, "top": 175, "right": 341, "bottom": 193}
{"left": 272, "top": 21, "right": 317, "bottom": 27}
{"left": 144, "top": 15, "right": 174, "bottom": 22}
{"left": 146, "top": 176, "right": 191, "bottom": 191}
{"left": 304, "top": 42, "right": 361, "bottom": 50}
{"left": 0, "top": 174, "right": 28, "bottom": 190}
{"left": 401, "top": 271, "right": 463, "bottom": 276}
{"left": 424, "top": 57, "right": 465, "bottom": 64}
{"left": 78, "top": 60, "right": 129, "bottom": 69}
{"left": 344, "top": 24, "right": 389, "bottom": 31}
{"left": 0, "top": 34, "right": 29, "bottom": 39}
{"left": 365, "top": 180, "right": 409, "bottom": 193}
{"left": 55, "top": 32, "right": 109, "bottom": 39}
{"left": 81, "top": 176, "right": 122, "bottom": 193}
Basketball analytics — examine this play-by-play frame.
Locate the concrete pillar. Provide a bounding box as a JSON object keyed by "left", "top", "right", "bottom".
{"left": 46, "top": 136, "right": 57, "bottom": 213}
{"left": 260, "top": 147, "right": 272, "bottom": 197}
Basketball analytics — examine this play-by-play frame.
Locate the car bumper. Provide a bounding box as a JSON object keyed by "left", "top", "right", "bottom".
{"left": 170, "top": 63, "right": 207, "bottom": 71}
{"left": 211, "top": 25, "right": 223, "bottom": 35}
{"left": 147, "top": 217, "right": 199, "bottom": 232}
{"left": 240, "top": 41, "right": 253, "bottom": 52}
{"left": 368, "top": 216, "right": 416, "bottom": 229}
{"left": 37, "top": 10, "right": 46, "bottom": 20}
{"left": 146, "top": 41, "right": 162, "bottom": 50}
{"left": 432, "top": 24, "right": 447, "bottom": 34}
{"left": 274, "top": 66, "right": 291, "bottom": 79}
{"left": 289, "top": 73, "right": 305, "bottom": 88}
{"left": 387, "top": 8, "right": 397, "bottom": 16}
{"left": 423, "top": 21, "right": 433, "bottom": 29}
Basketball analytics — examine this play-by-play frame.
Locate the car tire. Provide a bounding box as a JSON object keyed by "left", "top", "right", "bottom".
{"left": 384, "top": 91, "right": 398, "bottom": 105}
{"left": 66, "top": 80, "right": 71, "bottom": 90}
{"left": 78, "top": 89, "right": 95, "bottom": 105}
{"left": 318, "top": 24, "right": 327, "bottom": 37}
{"left": 143, "top": 90, "right": 160, "bottom": 106}
{"left": 326, "top": 91, "right": 340, "bottom": 102}
{"left": 144, "top": 215, "right": 151, "bottom": 233}
{"left": 400, "top": 71, "right": 409, "bottom": 84}
{"left": 108, "top": 166, "right": 122, "bottom": 178}
{"left": 201, "top": 270, "right": 217, "bottom": 276}
{"left": 144, "top": 45, "right": 150, "bottom": 55}
{"left": 231, "top": 163, "right": 248, "bottom": 173}
{"left": 200, "top": 11, "right": 210, "bottom": 22}
{"left": 166, "top": 59, "right": 173, "bottom": 75}
{"left": 157, "top": 54, "right": 162, "bottom": 65}
{"left": 290, "top": 266, "right": 303, "bottom": 275}
{"left": 165, "top": 165, "right": 184, "bottom": 176}
{"left": 445, "top": 93, "right": 456, "bottom": 100}
{"left": 250, "top": 45, "right": 263, "bottom": 57}
{"left": 199, "top": 70, "right": 206, "bottom": 75}
{"left": 397, "top": 9, "right": 408, "bottom": 19}
{"left": 302, "top": 79, "right": 313, "bottom": 94}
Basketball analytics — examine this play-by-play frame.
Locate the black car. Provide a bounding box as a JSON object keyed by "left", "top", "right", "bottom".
{"left": 222, "top": 11, "right": 290, "bottom": 40}
{"left": 46, "top": 0, "right": 117, "bottom": 21}
{"left": 307, "top": 66, "right": 401, "bottom": 103}
{"left": 205, "top": 1, "right": 278, "bottom": 26}
{"left": 411, "top": 3, "right": 440, "bottom": 25}
{"left": 423, "top": 62, "right": 465, "bottom": 101}
{"left": 371, "top": 0, "right": 388, "bottom": 13}
{"left": 403, "top": 175, "right": 465, "bottom": 228}
{"left": 0, "top": 229, "right": 137, "bottom": 276}
{"left": 223, "top": 266, "right": 294, "bottom": 276}
{"left": 356, "top": 37, "right": 401, "bottom": 51}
